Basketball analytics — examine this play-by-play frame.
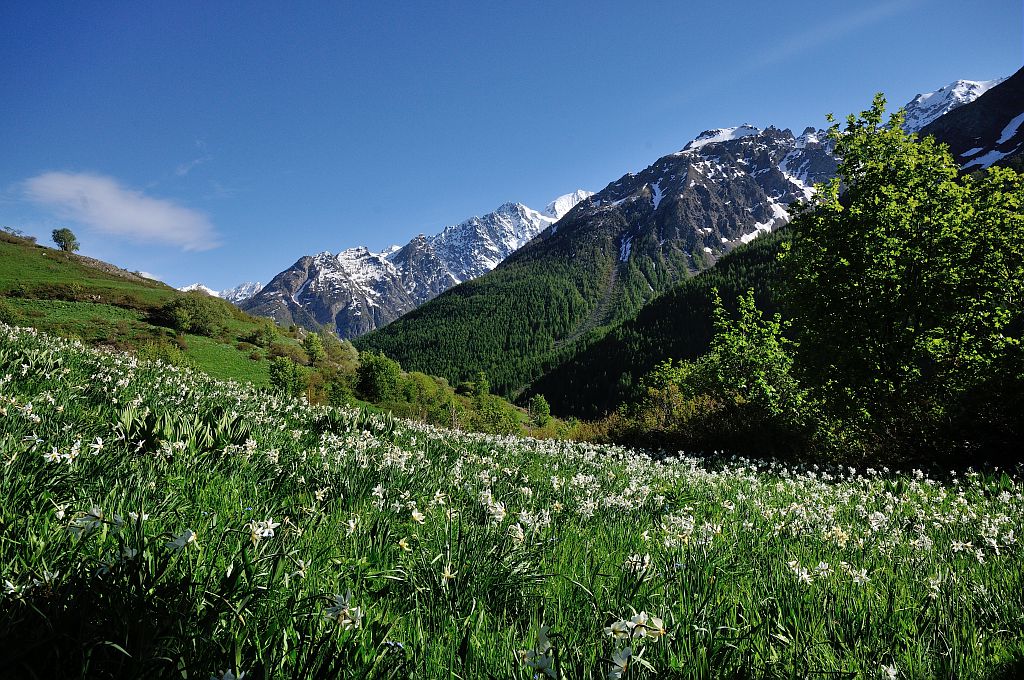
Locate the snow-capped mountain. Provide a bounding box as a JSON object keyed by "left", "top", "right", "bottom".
{"left": 531, "top": 124, "right": 837, "bottom": 272}
{"left": 178, "top": 281, "right": 263, "bottom": 304}
{"left": 241, "top": 191, "right": 593, "bottom": 338}
{"left": 919, "top": 68, "right": 1024, "bottom": 171}
{"left": 902, "top": 78, "right": 1005, "bottom": 132}
{"left": 179, "top": 283, "right": 219, "bottom": 296}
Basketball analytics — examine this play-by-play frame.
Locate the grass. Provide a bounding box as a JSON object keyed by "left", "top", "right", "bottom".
{"left": 0, "top": 237, "right": 173, "bottom": 307}
{"left": 0, "top": 234, "right": 303, "bottom": 390}
{"left": 184, "top": 333, "right": 271, "bottom": 386}
{"left": 2, "top": 324, "right": 1022, "bottom": 679}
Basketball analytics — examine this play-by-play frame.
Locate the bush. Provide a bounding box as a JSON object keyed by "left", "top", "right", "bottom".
{"left": 156, "top": 293, "right": 231, "bottom": 337}
{"left": 136, "top": 341, "right": 195, "bottom": 368}
{"left": 0, "top": 298, "right": 17, "bottom": 325}
{"left": 269, "top": 341, "right": 310, "bottom": 366}
{"left": 268, "top": 356, "right": 305, "bottom": 396}
{"left": 356, "top": 352, "right": 402, "bottom": 403}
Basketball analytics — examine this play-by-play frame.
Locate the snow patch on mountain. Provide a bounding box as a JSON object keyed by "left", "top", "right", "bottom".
{"left": 683, "top": 125, "right": 761, "bottom": 151}
{"left": 902, "top": 78, "right": 1005, "bottom": 132}
{"left": 546, "top": 190, "right": 594, "bottom": 219}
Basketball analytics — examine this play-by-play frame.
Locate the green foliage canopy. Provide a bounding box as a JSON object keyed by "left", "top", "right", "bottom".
{"left": 782, "top": 95, "right": 1024, "bottom": 454}
{"left": 51, "top": 227, "right": 79, "bottom": 253}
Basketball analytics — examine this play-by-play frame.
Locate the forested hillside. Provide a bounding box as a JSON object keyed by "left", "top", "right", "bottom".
{"left": 353, "top": 206, "right": 695, "bottom": 394}
{"left": 527, "top": 231, "right": 785, "bottom": 418}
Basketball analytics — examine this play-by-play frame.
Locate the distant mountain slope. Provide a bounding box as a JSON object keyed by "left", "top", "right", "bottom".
{"left": 919, "top": 67, "right": 1024, "bottom": 170}
{"left": 355, "top": 73, "right": 1005, "bottom": 402}
{"left": 241, "top": 192, "right": 591, "bottom": 338}
{"left": 180, "top": 281, "right": 262, "bottom": 304}
{"left": 528, "top": 232, "right": 785, "bottom": 418}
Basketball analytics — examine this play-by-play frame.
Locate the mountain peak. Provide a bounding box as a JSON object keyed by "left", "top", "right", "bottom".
{"left": 178, "top": 281, "right": 262, "bottom": 304}
{"left": 545, "top": 190, "right": 594, "bottom": 220}
{"left": 683, "top": 124, "right": 762, "bottom": 151}
{"left": 902, "top": 77, "right": 1005, "bottom": 132}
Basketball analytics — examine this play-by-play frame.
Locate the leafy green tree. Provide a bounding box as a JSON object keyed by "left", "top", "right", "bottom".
{"left": 51, "top": 227, "right": 79, "bottom": 252}
{"left": 303, "top": 332, "right": 326, "bottom": 365}
{"left": 356, "top": 352, "right": 402, "bottom": 403}
{"left": 782, "top": 95, "right": 1024, "bottom": 454}
{"left": 472, "top": 370, "right": 490, "bottom": 398}
{"left": 269, "top": 356, "right": 305, "bottom": 396}
{"left": 528, "top": 393, "right": 551, "bottom": 427}
{"left": 628, "top": 289, "right": 806, "bottom": 452}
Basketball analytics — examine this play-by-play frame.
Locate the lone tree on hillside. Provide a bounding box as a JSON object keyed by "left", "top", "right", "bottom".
{"left": 51, "top": 228, "right": 80, "bottom": 252}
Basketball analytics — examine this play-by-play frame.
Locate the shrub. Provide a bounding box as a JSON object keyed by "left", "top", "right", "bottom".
{"left": 156, "top": 293, "right": 231, "bottom": 337}
{"left": 356, "top": 352, "right": 402, "bottom": 403}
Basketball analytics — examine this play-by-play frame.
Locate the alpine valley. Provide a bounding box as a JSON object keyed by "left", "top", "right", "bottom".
{"left": 353, "top": 74, "right": 1019, "bottom": 397}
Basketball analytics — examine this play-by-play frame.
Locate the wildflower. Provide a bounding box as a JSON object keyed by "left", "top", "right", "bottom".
{"left": 210, "top": 671, "right": 246, "bottom": 680}
{"left": 926, "top": 574, "right": 942, "bottom": 600}
{"left": 509, "top": 523, "right": 526, "bottom": 543}
{"left": 248, "top": 518, "right": 281, "bottom": 544}
{"left": 411, "top": 508, "right": 426, "bottom": 524}
{"left": 624, "top": 553, "right": 651, "bottom": 576}
{"left": 346, "top": 517, "right": 357, "bottom": 536}
{"left": 880, "top": 663, "right": 898, "bottom": 679}
{"left": 441, "top": 564, "right": 457, "bottom": 582}
{"left": 325, "top": 590, "right": 363, "bottom": 630}
{"left": 521, "top": 624, "right": 556, "bottom": 679}
{"left": 69, "top": 507, "right": 106, "bottom": 538}
{"left": 166, "top": 529, "right": 197, "bottom": 551}
{"left": 608, "top": 647, "right": 632, "bottom": 680}
{"left": 851, "top": 568, "right": 870, "bottom": 586}
{"left": 398, "top": 537, "right": 412, "bottom": 552}
{"left": 604, "top": 620, "right": 632, "bottom": 639}
{"left": 42, "top": 447, "right": 62, "bottom": 464}
{"left": 89, "top": 437, "right": 104, "bottom": 454}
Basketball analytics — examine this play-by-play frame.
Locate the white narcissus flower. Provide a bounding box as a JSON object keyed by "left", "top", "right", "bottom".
{"left": 166, "top": 529, "right": 197, "bottom": 551}
{"left": 325, "top": 590, "right": 363, "bottom": 630}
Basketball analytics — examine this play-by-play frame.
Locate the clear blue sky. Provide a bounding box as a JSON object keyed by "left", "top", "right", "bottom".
{"left": 1, "top": 1, "right": 1020, "bottom": 288}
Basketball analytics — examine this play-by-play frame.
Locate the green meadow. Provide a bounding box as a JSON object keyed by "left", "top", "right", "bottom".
{"left": 2, "top": 325, "right": 1021, "bottom": 679}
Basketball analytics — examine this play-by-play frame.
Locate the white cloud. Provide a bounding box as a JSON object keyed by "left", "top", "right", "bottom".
{"left": 23, "top": 172, "right": 220, "bottom": 251}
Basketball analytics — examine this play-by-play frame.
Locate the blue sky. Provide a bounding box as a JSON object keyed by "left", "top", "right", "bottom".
{"left": 1, "top": 1, "right": 1020, "bottom": 289}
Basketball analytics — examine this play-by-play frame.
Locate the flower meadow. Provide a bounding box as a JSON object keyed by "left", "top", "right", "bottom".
{"left": 1, "top": 324, "right": 1022, "bottom": 679}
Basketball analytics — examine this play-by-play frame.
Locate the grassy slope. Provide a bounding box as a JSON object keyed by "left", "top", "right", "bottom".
{"left": 0, "top": 233, "right": 290, "bottom": 386}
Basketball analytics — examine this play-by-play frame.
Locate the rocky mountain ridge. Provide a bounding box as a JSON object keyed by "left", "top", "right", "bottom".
{"left": 241, "top": 192, "right": 592, "bottom": 338}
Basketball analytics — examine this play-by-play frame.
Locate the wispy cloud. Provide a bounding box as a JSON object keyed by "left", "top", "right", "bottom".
{"left": 747, "top": 0, "right": 923, "bottom": 74}
{"left": 175, "top": 154, "right": 213, "bottom": 176}
{"left": 23, "top": 172, "right": 220, "bottom": 251}
{"left": 657, "top": 0, "right": 923, "bottom": 114}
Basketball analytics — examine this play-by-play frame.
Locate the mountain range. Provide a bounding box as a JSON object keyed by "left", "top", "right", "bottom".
{"left": 353, "top": 73, "right": 1022, "bottom": 400}
{"left": 238, "top": 191, "right": 592, "bottom": 338}
{"left": 179, "top": 281, "right": 263, "bottom": 304}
